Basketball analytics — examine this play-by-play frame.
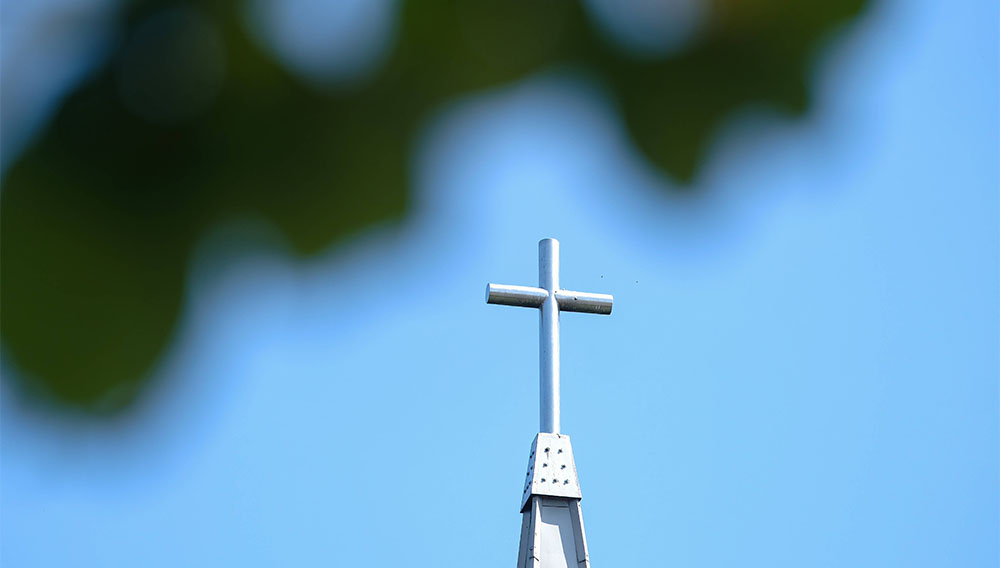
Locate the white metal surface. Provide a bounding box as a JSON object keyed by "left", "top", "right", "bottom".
{"left": 486, "top": 238, "right": 606, "bottom": 566}
{"left": 486, "top": 238, "right": 613, "bottom": 434}
{"left": 538, "top": 238, "right": 560, "bottom": 434}
{"left": 521, "top": 433, "right": 582, "bottom": 513}
{"left": 486, "top": 284, "right": 613, "bottom": 314}
{"left": 486, "top": 284, "right": 548, "bottom": 308}
{"left": 516, "top": 434, "right": 591, "bottom": 567}
{"left": 553, "top": 290, "right": 613, "bottom": 315}
{"left": 517, "top": 497, "right": 591, "bottom": 568}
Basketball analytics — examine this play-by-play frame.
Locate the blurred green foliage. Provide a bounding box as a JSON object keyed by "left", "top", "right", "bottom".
{"left": 1, "top": 0, "right": 867, "bottom": 412}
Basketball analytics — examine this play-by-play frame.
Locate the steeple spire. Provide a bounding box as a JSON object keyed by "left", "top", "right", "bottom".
{"left": 486, "top": 238, "right": 613, "bottom": 567}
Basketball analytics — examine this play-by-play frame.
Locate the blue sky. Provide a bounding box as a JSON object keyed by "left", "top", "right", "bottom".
{"left": 2, "top": 0, "right": 997, "bottom": 566}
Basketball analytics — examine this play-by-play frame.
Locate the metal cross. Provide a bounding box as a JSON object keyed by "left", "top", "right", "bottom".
{"left": 486, "top": 238, "right": 613, "bottom": 434}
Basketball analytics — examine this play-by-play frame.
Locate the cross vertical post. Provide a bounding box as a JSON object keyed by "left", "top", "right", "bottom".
{"left": 538, "top": 238, "right": 560, "bottom": 433}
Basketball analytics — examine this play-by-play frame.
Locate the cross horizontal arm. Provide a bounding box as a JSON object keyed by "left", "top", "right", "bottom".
{"left": 554, "top": 290, "right": 614, "bottom": 315}
{"left": 486, "top": 284, "right": 548, "bottom": 308}
{"left": 486, "top": 284, "right": 614, "bottom": 314}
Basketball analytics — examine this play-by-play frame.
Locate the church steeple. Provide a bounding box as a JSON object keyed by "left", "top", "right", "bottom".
{"left": 486, "top": 238, "right": 613, "bottom": 567}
